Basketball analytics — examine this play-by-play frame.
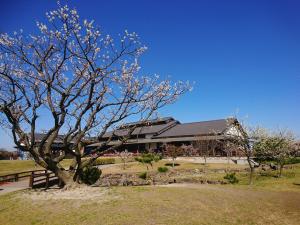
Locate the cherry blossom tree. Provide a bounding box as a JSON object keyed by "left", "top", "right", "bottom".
{"left": 223, "top": 121, "right": 265, "bottom": 185}
{"left": 0, "top": 3, "right": 191, "bottom": 186}
{"left": 253, "top": 129, "right": 296, "bottom": 177}
{"left": 164, "top": 144, "right": 184, "bottom": 167}
{"left": 117, "top": 150, "right": 133, "bottom": 170}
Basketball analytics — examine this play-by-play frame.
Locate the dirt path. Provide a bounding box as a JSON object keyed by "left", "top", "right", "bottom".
{"left": 0, "top": 179, "right": 30, "bottom": 195}
{"left": 0, "top": 163, "right": 119, "bottom": 195}
{"left": 96, "top": 163, "right": 124, "bottom": 170}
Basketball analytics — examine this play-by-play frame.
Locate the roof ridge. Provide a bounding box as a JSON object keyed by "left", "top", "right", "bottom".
{"left": 178, "top": 118, "right": 228, "bottom": 125}
{"left": 155, "top": 120, "right": 179, "bottom": 136}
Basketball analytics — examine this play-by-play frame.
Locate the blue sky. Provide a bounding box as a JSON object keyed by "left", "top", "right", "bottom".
{"left": 0, "top": 0, "right": 299, "bottom": 149}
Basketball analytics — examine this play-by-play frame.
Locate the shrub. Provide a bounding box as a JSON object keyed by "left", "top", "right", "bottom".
{"left": 93, "top": 157, "right": 115, "bottom": 166}
{"left": 224, "top": 173, "right": 239, "bottom": 184}
{"left": 158, "top": 167, "right": 169, "bottom": 173}
{"left": 135, "top": 153, "right": 162, "bottom": 170}
{"left": 139, "top": 172, "right": 147, "bottom": 180}
{"left": 80, "top": 167, "right": 102, "bottom": 185}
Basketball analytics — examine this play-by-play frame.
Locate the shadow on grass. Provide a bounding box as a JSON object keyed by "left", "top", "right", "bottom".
{"left": 165, "top": 163, "right": 180, "bottom": 167}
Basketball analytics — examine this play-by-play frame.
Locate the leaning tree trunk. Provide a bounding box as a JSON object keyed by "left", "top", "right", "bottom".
{"left": 246, "top": 157, "right": 254, "bottom": 185}
{"left": 44, "top": 161, "right": 80, "bottom": 188}
{"left": 57, "top": 169, "right": 75, "bottom": 186}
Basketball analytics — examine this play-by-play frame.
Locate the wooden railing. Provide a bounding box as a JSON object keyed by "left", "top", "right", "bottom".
{"left": 29, "top": 170, "right": 62, "bottom": 188}
{"left": 0, "top": 170, "right": 62, "bottom": 189}
{"left": 0, "top": 170, "right": 45, "bottom": 183}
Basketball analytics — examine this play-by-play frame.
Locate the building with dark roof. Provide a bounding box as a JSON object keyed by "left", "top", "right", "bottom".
{"left": 88, "top": 117, "right": 244, "bottom": 157}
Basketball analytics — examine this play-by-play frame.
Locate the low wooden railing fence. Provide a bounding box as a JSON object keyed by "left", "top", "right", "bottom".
{"left": 0, "top": 169, "right": 62, "bottom": 189}
{"left": 29, "top": 170, "right": 63, "bottom": 188}
{"left": 0, "top": 169, "right": 46, "bottom": 183}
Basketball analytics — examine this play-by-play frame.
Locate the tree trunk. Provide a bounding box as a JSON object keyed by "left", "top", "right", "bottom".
{"left": 249, "top": 166, "right": 254, "bottom": 185}
{"left": 247, "top": 157, "right": 254, "bottom": 185}
{"left": 56, "top": 169, "right": 76, "bottom": 186}
{"left": 226, "top": 152, "right": 230, "bottom": 173}
{"left": 279, "top": 164, "right": 284, "bottom": 177}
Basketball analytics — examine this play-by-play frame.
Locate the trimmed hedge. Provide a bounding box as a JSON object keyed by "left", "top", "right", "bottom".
{"left": 158, "top": 167, "right": 169, "bottom": 173}
{"left": 139, "top": 172, "right": 147, "bottom": 180}
{"left": 93, "top": 157, "right": 115, "bottom": 166}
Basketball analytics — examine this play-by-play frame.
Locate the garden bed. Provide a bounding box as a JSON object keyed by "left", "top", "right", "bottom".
{"left": 96, "top": 169, "right": 228, "bottom": 187}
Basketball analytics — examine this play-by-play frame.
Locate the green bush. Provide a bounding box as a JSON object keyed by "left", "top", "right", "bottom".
{"left": 158, "top": 167, "right": 169, "bottom": 173}
{"left": 135, "top": 153, "right": 162, "bottom": 170}
{"left": 80, "top": 167, "right": 102, "bottom": 185}
{"left": 139, "top": 172, "right": 147, "bottom": 180}
{"left": 93, "top": 157, "right": 115, "bottom": 166}
{"left": 224, "top": 173, "right": 239, "bottom": 184}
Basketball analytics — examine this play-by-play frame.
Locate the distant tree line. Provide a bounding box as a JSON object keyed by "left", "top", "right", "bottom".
{"left": 162, "top": 127, "right": 300, "bottom": 184}
{"left": 0, "top": 148, "right": 20, "bottom": 160}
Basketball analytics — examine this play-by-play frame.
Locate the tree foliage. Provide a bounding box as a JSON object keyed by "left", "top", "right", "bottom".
{"left": 253, "top": 129, "right": 296, "bottom": 177}
{"left": 163, "top": 144, "right": 185, "bottom": 167}
{"left": 223, "top": 120, "right": 265, "bottom": 184}
{"left": 135, "top": 153, "right": 161, "bottom": 170}
{"left": 0, "top": 2, "right": 191, "bottom": 185}
{"left": 117, "top": 150, "right": 132, "bottom": 170}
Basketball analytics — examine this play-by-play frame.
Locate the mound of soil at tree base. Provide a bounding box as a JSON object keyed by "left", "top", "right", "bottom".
{"left": 95, "top": 169, "right": 228, "bottom": 187}
{"left": 21, "top": 185, "right": 117, "bottom": 202}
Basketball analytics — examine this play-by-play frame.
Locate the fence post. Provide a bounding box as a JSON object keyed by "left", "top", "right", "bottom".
{"left": 29, "top": 171, "right": 34, "bottom": 188}
{"left": 14, "top": 173, "right": 18, "bottom": 182}
{"left": 45, "top": 171, "right": 49, "bottom": 189}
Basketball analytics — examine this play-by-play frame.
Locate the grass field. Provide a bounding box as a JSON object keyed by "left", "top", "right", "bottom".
{"left": 0, "top": 181, "right": 299, "bottom": 225}
{"left": 0, "top": 160, "right": 300, "bottom": 224}
{"left": 0, "top": 160, "right": 42, "bottom": 176}
{"left": 0, "top": 160, "right": 73, "bottom": 176}
{"left": 0, "top": 157, "right": 120, "bottom": 176}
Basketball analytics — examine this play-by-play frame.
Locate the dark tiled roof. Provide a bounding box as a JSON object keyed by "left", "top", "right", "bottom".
{"left": 103, "top": 120, "right": 178, "bottom": 138}
{"left": 34, "top": 133, "right": 95, "bottom": 143}
{"left": 119, "top": 117, "right": 175, "bottom": 129}
{"left": 154, "top": 119, "right": 233, "bottom": 138}
{"left": 34, "top": 133, "right": 67, "bottom": 143}
{"left": 33, "top": 118, "right": 236, "bottom": 143}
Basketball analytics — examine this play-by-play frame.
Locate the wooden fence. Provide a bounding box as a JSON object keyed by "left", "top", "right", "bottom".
{"left": 0, "top": 169, "right": 62, "bottom": 189}
{"left": 29, "top": 170, "right": 63, "bottom": 188}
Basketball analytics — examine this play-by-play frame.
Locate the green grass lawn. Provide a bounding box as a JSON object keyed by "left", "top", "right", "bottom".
{"left": 0, "top": 157, "right": 247, "bottom": 176}
{"left": 0, "top": 156, "right": 124, "bottom": 176}
{"left": 0, "top": 160, "right": 42, "bottom": 176}
{"left": 101, "top": 159, "right": 247, "bottom": 174}
{"left": 0, "top": 182, "right": 299, "bottom": 225}
{"left": 0, "top": 160, "right": 73, "bottom": 176}
{"left": 0, "top": 160, "right": 299, "bottom": 224}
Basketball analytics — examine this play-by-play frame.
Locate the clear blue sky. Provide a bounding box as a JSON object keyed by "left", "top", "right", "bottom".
{"left": 0, "top": 0, "right": 299, "bottom": 149}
